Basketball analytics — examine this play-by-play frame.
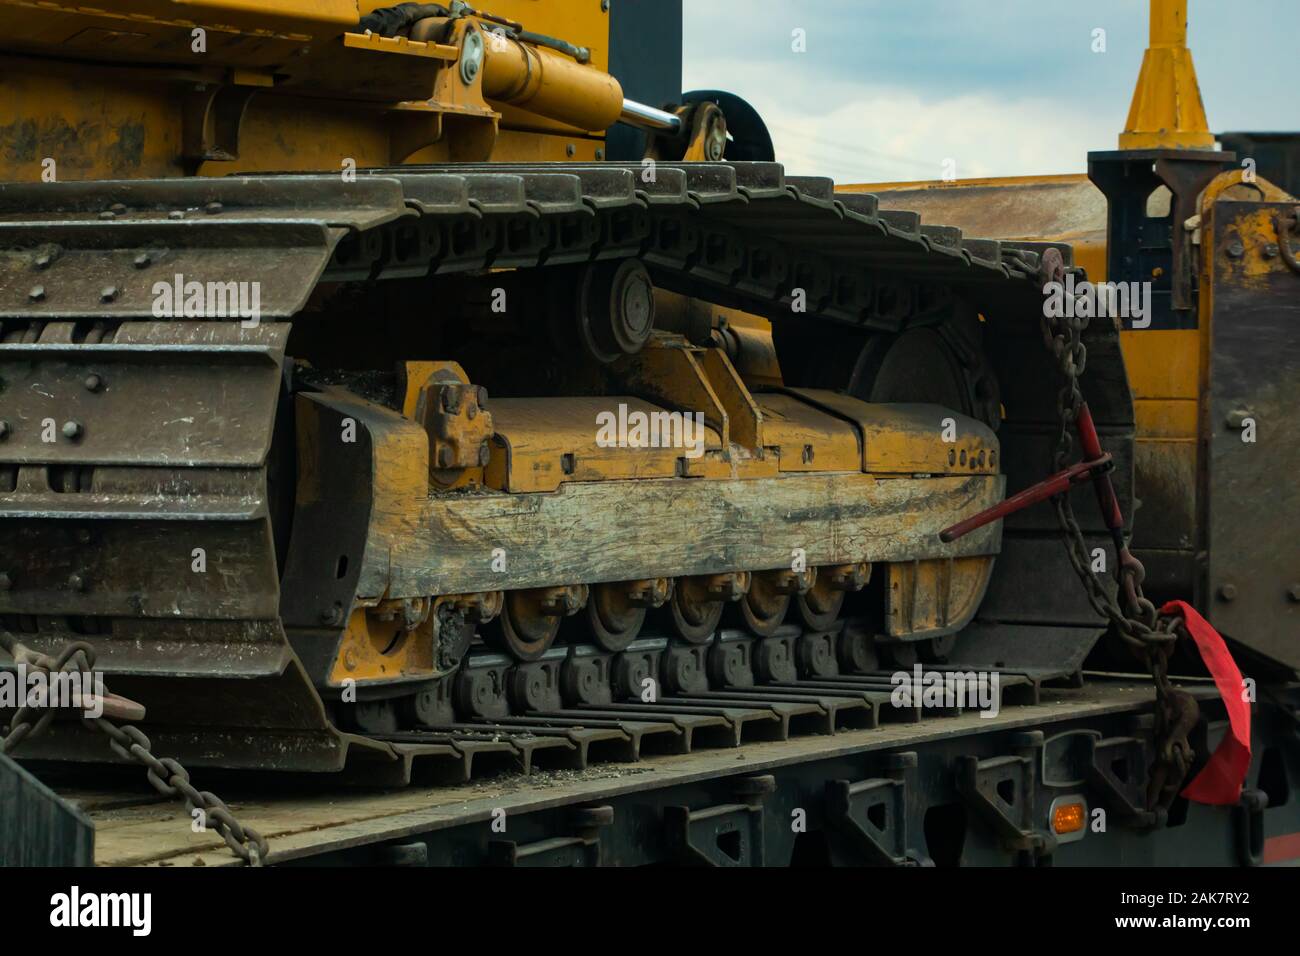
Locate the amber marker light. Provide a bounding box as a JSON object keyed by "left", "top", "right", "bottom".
{"left": 1048, "top": 796, "right": 1089, "bottom": 844}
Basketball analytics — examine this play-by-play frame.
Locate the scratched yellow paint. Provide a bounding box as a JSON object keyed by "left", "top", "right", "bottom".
{"left": 0, "top": 0, "right": 612, "bottom": 180}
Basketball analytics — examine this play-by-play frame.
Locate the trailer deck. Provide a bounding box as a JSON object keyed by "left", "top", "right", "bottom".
{"left": 15, "top": 675, "right": 1292, "bottom": 868}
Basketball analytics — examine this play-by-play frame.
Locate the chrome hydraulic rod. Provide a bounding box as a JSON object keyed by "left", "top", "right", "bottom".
{"left": 618, "top": 98, "right": 682, "bottom": 133}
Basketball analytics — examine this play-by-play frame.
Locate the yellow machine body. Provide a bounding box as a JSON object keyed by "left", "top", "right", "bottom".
{"left": 0, "top": 0, "right": 616, "bottom": 180}
{"left": 0, "top": 0, "right": 1031, "bottom": 767}
{"left": 3, "top": 0, "right": 1292, "bottom": 782}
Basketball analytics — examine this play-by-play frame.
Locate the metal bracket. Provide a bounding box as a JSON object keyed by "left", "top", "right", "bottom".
{"left": 664, "top": 774, "right": 774, "bottom": 866}
{"left": 488, "top": 805, "right": 613, "bottom": 866}
{"left": 1088, "top": 148, "right": 1232, "bottom": 324}
{"left": 955, "top": 731, "right": 1055, "bottom": 859}
{"left": 0, "top": 751, "right": 93, "bottom": 866}
{"left": 1235, "top": 788, "right": 1269, "bottom": 867}
{"left": 1085, "top": 733, "right": 1163, "bottom": 829}
{"left": 374, "top": 841, "right": 429, "bottom": 866}
{"left": 824, "top": 751, "right": 928, "bottom": 866}
{"left": 1157, "top": 155, "right": 1232, "bottom": 311}
{"left": 183, "top": 83, "right": 259, "bottom": 168}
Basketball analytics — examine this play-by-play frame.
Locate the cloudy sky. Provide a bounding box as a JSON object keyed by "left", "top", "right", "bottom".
{"left": 681, "top": 0, "right": 1300, "bottom": 183}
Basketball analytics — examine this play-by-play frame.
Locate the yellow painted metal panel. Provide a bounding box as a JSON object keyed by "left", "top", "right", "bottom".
{"left": 1121, "top": 330, "right": 1200, "bottom": 401}
{"left": 1119, "top": 0, "right": 1214, "bottom": 150}
{"left": 1134, "top": 399, "right": 1199, "bottom": 440}
{"left": 756, "top": 394, "right": 861, "bottom": 474}
{"left": 186, "top": 0, "right": 357, "bottom": 23}
{"left": 486, "top": 396, "right": 722, "bottom": 493}
{"left": 788, "top": 392, "right": 998, "bottom": 477}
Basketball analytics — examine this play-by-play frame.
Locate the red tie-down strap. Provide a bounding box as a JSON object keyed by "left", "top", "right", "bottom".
{"left": 1162, "top": 601, "right": 1252, "bottom": 805}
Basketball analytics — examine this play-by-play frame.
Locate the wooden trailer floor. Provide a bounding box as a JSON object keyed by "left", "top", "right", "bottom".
{"left": 22, "top": 678, "right": 1215, "bottom": 867}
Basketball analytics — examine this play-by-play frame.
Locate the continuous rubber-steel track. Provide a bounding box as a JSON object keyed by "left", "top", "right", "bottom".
{"left": 0, "top": 161, "right": 1068, "bottom": 321}
{"left": 0, "top": 161, "right": 1116, "bottom": 786}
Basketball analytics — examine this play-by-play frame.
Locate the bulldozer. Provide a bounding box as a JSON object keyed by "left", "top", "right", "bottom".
{"left": 0, "top": 0, "right": 1294, "bottom": 864}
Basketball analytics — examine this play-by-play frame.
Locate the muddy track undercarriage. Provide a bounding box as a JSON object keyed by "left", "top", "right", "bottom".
{"left": 0, "top": 161, "right": 1136, "bottom": 785}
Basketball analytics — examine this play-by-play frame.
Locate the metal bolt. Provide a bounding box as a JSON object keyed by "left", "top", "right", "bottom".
{"left": 831, "top": 562, "right": 871, "bottom": 591}
{"left": 84, "top": 373, "right": 104, "bottom": 392}
{"left": 771, "top": 568, "right": 811, "bottom": 595}
{"left": 1218, "top": 583, "right": 1238, "bottom": 602}
{"left": 29, "top": 286, "right": 45, "bottom": 302}
{"left": 1288, "top": 584, "right": 1300, "bottom": 603}
{"left": 1226, "top": 241, "right": 1245, "bottom": 259}
{"left": 0, "top": 421, "right": 8, "bottom": 440}
{"left": 62, "top": 420, "right": 83, "bottom": 440}
{"left": 34, "top": 252, "right": 51, "bottom": 270}
{"left": 479, "top": 441, "right": 491, "bottom": 466}
{"left": 168, "top": 210, "right": 184, "bottom": 220}
{"left": 99, "top": 210, "right": 116, "bottom": 220}
{"left": 707, "top": 572, "right": 749, "bottom": 601}
{"left": 601, "top": 0, "right": 610, "bottom": 10}
{"left": 459, "top": 25, "right": 485, "bottom": 84}
{"left": 466, "top": 402, "right": 478, "bottom": 420}
{"left": 437, "top": 446, "right": 455, "bottom": 469}
{"left": 1225, "top": 408, "right": 1251, "bottom": 428}
{"left": 1264, "top": 244, "right": 1279, "bottom": 260}
{"left": 205, "top": 201, "right": 224, "bottom": 214}
{"left": 540, "top": 586, "right": 583, "bottom": 616}
{"left": 68, "top": 573, "right": 87, "bottom": 592}
{"left": 595, "top": 148, "right": 605, "bottom": 161}
{"left": 477, "top": 386, "right": 489, "bottom": 408}
{"left": 947, "top": 448, "right": 956, "bottom": 466}
{"left": 707, "top": 130, "right": 726, "bottom": 161}
{"left": 100, "top": 286, "right": 118, "bottom": 303}
{"left": 110, "top": 203, "right": 126, "bottom": 214}
{"left": 566, "top": 143, "right": 577, "bottom": 158}
{"left": 628, "top": 578, "right": 670, "bottom": 607}
{"left": 0, "top": 572, "right": 10, "bottom": 591}
{"left": 134, "top": 252, "right": 152, "bottom": 269}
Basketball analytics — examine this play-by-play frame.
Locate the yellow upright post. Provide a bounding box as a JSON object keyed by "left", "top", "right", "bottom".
{"left": 1119, "top": 0, "right": 1215, "bottom": 150}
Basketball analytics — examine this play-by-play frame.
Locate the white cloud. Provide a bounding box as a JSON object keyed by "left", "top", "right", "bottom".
{"left": 686, "top": 59, "right": 1121, "bottom": 184}
{"left": 681, "top": 0, "right": 1300, "bottom": 184}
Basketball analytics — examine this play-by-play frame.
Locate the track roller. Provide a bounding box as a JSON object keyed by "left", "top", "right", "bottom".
{"left": 585, "top": 578, "right": 672, "bottom": 652}
{"left": 797, "top": 563, "right": 871, "bottom": 630}
{"left": 342, "top": 698, "right": 399, "bottom": 736}
{"left": 665, "top": 572, "right": 750, "bottom": 644}
{"left": 553, "top": 258, "right": 657, "bottom": 364}
{"left": 484, "top": 584, "right": 588, "bottom": 661}
{"left": 733, "top": 568, "right": 814, "bottom": 637}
